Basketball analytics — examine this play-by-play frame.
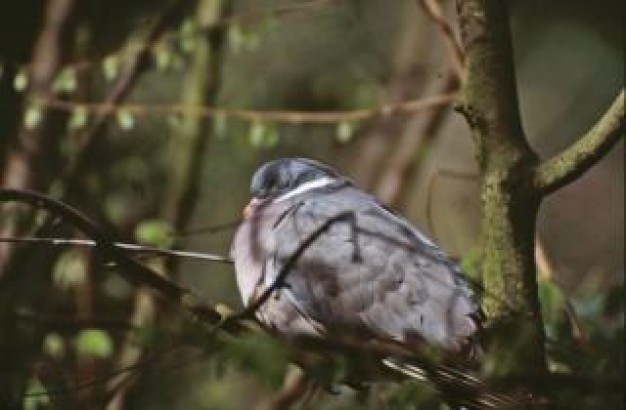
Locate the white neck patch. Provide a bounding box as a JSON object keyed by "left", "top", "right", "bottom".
{"left": 274, "top": 177, "right": 335, "bottom": 202}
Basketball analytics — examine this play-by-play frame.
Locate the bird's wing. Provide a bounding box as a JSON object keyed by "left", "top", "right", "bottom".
{"left": 267, "top": 186, "right": 481, "bottom": 353}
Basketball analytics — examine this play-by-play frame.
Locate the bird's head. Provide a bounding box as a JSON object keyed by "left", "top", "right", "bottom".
{"left": 244, "top": 158, "right": 341, "bottom": 217}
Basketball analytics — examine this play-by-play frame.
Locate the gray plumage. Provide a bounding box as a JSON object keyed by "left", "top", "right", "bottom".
{"left": 231, "top": 158, "right": 481, "bottom": 355}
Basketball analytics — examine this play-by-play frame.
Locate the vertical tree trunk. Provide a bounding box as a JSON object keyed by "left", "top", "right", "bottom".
{"left": 456, "top": 0, "right": 546, "bottom": 376}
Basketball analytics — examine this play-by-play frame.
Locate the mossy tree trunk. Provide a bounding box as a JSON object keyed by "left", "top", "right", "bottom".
{"left": 456, "top": 0, "right": 625, "bottom": 384}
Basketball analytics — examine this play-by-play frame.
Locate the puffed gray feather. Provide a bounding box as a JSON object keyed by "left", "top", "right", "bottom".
{"left": 231, "top": 179, "right": 480, "bottom": 354}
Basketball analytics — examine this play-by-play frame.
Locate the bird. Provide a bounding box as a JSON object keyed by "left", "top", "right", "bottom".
{"left": 230, "top": 158, "right": 482, "bottom": 361}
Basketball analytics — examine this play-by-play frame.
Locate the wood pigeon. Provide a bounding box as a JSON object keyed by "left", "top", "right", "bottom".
{"left": 230, "top": 158, "right": 481, "bottom": 359}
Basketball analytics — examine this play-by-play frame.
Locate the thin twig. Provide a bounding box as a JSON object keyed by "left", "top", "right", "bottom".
{"left": 0, "top": 237, "right": 232, "bottom": 264}
{"left": 38, "top": 92, "right": 458, "bottom": 124}
{"left": 0, "top": 188, "right": 193, "bottom": 303}
{"left": 234, "top": 211, "right": 357, "bottom": 319}
{"left": 417, "top": 0, "right": 465, "bottom": 79}
{"left": 374, "top": 73, "right": 459, "bottom": 208}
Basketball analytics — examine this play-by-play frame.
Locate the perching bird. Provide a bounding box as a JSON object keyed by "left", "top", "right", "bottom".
{"left": 230, "top": 158, "right": 482, "bottom": 361}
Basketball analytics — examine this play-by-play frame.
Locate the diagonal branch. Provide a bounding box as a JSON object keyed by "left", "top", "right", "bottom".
{"left": 417, "top": 0, "right": 465, "bottom": 80}
{"left": 0, "top": 188, "right": 191, "bottom": 302}
{"left": 534, "top": 90, "right": 625, "bottom": 195}
{"left": 234, "top": 211, "right": 358, "bottom": 319}
{"left": 0, "top": 237, "right": 232, "bottom": 264}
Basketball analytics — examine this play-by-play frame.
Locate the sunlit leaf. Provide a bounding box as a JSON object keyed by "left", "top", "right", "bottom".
{"left": 102, "top": 55, "right": 119, "bottom": 81}
{"left": 179, "top": 20, "right": 197, "bottom": 53}
{"left": 68, "top": 105, "right": 88, "bottom": 130}
{"left": 228, "top": 24, "right": 245, "bottom": 54}
{"left": 23, "top": 105, "right": 42, "bottom": 129}
{"left": 53, "top": 249, "right": 87, "bottom": 290}
{"left": 263, "top": 124, "right": 279, "bottom": 148}
{"left": 154, "top": 43, "right": 173, "bottom": 71}
{"left": 213, "top": 112, "right": 227, "bottom": 139}
{"left": 14, "top": 69, "right": 28, "bottom": 91}
{"left": 135, "top": 219, "right": 174, "bottom": 248}
{"left": 23, "top": 376, "right": 49, "bottom": 410}
{"left": 459, "top": 247, "right": 482, "bottom": 283}
{"left": 75, "top": 329, "right": 113, "bottom": 359}
{"left": 52, "top": 68, "right": 77, "bottom": 93}
{"left": 336, "top": 120, "right": 355, "bottom": 143}
{"left": 43, "top": 332, "right": 65, "bottom": 359}
{"left": 248, "top": 120, "right": 266, "bottom": 147}
{"left": 102, "top": 273, "right": 132, "bottom": 300}
{"left": 538, "top": 278, "right": 567, "bottom": 338}
{"left": 116, "top": 109, "right": 135, "bottom": 130}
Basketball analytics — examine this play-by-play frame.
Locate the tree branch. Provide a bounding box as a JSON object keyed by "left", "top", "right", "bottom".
{"left": 417, "top": 0, "right": 465, "bottom": 80}
{"left": 534, "top": 90, "right": 625, "bottom": 195}
{"left": 0, "top": 237, "right": 232, "bottom": 264}
{"left": 0, "top": 188, "right": 191, "bottom": 303}
{"left": 39, "top": 92, "right": 457, "bottom": 124}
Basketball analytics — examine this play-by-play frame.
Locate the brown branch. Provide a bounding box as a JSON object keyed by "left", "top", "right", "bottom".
{"left": 374, "top": 74, "right": 458, "bottom": 208}
{"left": 0, "top": 237, "right": 232, "bottom": 264}
{"left": 39, "top": 92, "right": 457, "bottom": 124}
{"left": 0, "top": 188, "right": 192, "bottom": 303}
{"left": 534, "top": 90, "right": 625, "bottom": 195}
{"left": 255, "top": 366, "right": 310, "bottom": 410}
{"left": 0, "top": 0, "right": 77, "bottom": 277}
{"left": 62, "top": 1, "right": 190, "bottom": 200}
{"left": 417, "top": 0, "right": 465, "bottom": 80}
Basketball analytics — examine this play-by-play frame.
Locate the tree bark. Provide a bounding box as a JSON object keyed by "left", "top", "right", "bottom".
{"left": 456, "top": 0, "right": 625, "bottom": 389}
{"left": 456, "top": 0, "right": 546, "bottom": 376}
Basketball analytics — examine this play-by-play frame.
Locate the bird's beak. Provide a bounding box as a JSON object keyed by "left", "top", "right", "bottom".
{"left": 243, "top": 198, "right": 262, "bottom": 219}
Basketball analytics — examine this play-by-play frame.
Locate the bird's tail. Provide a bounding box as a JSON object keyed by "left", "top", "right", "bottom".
{"left": 382, "top": 357, "right": 527, "bottom": 409}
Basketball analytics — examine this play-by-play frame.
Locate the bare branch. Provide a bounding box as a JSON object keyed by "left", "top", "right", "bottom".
{"left": 534, "top": 90, "right": 625, "bottom": 195}
{"left": 417, "top": 0, "right": 465, "bottom": 79}
{"left": 374, "top": 74, "right": 458, "bottom": 208}
{"left": 0, "top": 188, "right": 192, "bottom": 302}
{"left": 38, "top": 92, "right": 457, "bottom": 125}
{"left": 0, "top": 237, "right": 232, "bottom": 264}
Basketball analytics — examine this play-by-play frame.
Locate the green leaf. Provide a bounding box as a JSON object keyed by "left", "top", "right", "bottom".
{"left": 227, "top": 24, "right": 245, "bottom": 54}
{"left": 459, "top": 247, "right": 482, "bottom": 283}
{"left": 14, "top": 69, "right": 28, "bottom": 91}
{"left": 248, "top": 121, "right": 266, "bottom": 147}
{"left": 23, "top": 105, "right": 42, "bottom": 129}
{"left": 23, "top": 376, "right": 49, "bottom": 410}
{"left": 538, "top": 278, "right": 567, "bottom": 337}
{"left": 102, "top": 55, "right": 119, "bottom": 81}
{"left": 53, "top": 249, "right": 87, "bottom": 290}
{"left": 213, "top": 112, "right": 227, "bottom": 139}
{"left": 336, "top": 121, "right": 355, "bottom": 143}
{"left": 53, "top": 68, "right": 77, "bottom": 93}
{"left": 43, "top": 332, "right": 65, "bottom": 359}
{"left": 75, "top": 329, "right": 113, "bottom": 359}
{"left": 68, "top": 105, "right": 88, "bottom": 130}
{"left": 134, "top": 219, "right": 174, "bottom": 248}
{"left": 263, "top": 125, "right": 279, "bottom": 148}
{"left": 154, "top": 43, "right": 173, "bottom": 70}
{"left": 116, "top": 109, "right": 135, "bottom": 130}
